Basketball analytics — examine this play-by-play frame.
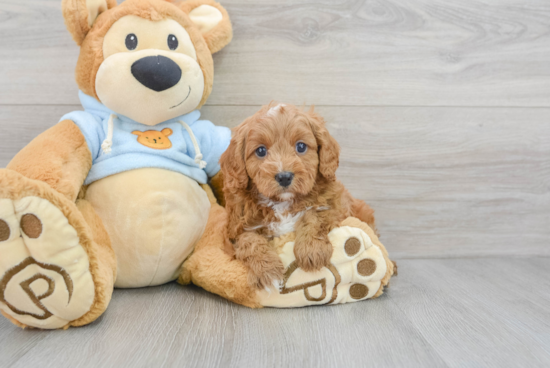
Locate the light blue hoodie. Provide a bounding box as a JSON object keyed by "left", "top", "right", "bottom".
{"left": 61, "top": 91, "right": 231, "bottom": 185}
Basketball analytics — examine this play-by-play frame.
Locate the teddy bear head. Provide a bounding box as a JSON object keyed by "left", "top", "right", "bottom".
{"left": 62, "top": 0, "right": 232, "bottom": 125}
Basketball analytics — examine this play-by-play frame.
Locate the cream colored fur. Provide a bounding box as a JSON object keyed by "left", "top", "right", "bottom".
{"left": 96, "top": 48, "right": 205, "bottom": 126}
{"left": 0, "top": 170, "right": 116, "bottom": 329}
{"left": 0, "top": 197, "right": 95, "bottom": 329}
{"left": 97, "top": 15, "right": 205, "bottom": 125}
{"left": 86, "top": 168, "right": 211, "bottom": 288}
{"left": 0, "top": 0, "right": 233, "bottom": 329}
{"left": 188, "top": 5, "right": 223, "bottom": 34}
{"left": 258, "top": 225, "right": 388, "bottom": 307}
{"left": 87, "top": 0, "right": 110, "bottom": 27}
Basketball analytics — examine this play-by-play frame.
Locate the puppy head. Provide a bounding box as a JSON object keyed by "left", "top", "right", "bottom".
{"left": 221, "top": 103, "right": 340, "bottom": 201}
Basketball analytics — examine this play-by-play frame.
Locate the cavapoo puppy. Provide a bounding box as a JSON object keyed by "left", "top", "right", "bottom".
{"left": 220, "top": 103, "right": 377, "bottom": 289}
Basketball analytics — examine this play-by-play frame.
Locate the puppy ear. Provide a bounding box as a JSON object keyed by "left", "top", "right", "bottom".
{"left": 220, "top": 123, "right": 249, "bottom": 192}
{"left": 179, "top": 0, "right": 233, "bottom": 53}
{"left": 308, "top": 109, "right": 340, "bottom": 181}
{"left": 62, "top": 0, "right": 117, "bottom": 45}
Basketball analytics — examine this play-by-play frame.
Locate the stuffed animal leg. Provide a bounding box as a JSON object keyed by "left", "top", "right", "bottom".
{"left": 180, "top": 200, "right": 395, "bottom": 308}
{"left": 0, "top": 122, "right": 116, "bottom": 329}
{"left": 179, "top": 186, "right": 260, "bottom": 307}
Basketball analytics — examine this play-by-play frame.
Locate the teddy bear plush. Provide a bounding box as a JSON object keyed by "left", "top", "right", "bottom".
{"left": 0, "top": 0, "right": 233, "bottom": 329}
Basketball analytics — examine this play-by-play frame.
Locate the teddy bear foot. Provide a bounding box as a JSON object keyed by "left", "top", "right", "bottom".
{"left": 257, "top": 225, "right": 390, "bottom": 308}
{"left": 0, "top": 196, "right": 96, "bottom": 329}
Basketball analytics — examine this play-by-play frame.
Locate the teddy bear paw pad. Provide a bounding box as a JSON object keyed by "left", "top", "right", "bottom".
{"left": 0, "top": 197, "right": 95, "bottom": 329}
{"left": 258, "top": 225, "right": 387, "bottom": 308}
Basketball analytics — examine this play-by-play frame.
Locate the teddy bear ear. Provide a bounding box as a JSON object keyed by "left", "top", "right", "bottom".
{"left": 62, "top": 0, "right": 118, "bottom": 45}
{"left": 179, "top": 0, "right": 233, "bottom": 53}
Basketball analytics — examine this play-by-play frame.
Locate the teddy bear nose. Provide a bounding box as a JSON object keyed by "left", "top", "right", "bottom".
{"left": 131, "top": 55, "right": 182, "bottom": 92}
{"left": 275, "top": 172, "right": 294, "bottom": 187}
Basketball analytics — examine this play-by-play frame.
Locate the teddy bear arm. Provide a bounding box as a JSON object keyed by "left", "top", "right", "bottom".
{"left": 7, "top": 119, "right": 92, "bottom": 202}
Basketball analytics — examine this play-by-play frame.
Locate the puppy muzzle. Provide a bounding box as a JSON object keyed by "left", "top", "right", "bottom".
{"left": 275, "top": 171, "right": 294, "bottom": 187}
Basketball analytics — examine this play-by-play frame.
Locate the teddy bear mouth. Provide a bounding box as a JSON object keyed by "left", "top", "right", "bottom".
{"left": 170, "top": 86, "right": 192, "bottom": 109}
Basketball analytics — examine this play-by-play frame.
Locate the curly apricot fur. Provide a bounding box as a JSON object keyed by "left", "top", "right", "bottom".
{"left": 220, "top": 103, "right": 378, "bottom": 283}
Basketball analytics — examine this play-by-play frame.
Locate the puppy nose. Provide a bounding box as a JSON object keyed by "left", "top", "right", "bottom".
{"left": 131, "top": 55, "right": 182, "bottom": 92}
{"left": 275, "top": 172, "right": 294, "bottom": 187}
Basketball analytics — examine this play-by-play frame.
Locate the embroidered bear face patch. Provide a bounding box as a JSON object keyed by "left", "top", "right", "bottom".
{"left": 132, "top": 128, "right": 173, "bottom": 150}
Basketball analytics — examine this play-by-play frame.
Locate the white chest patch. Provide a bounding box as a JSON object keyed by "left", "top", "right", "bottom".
{"left": 258, "top": 196, "right": 305, "bottom": 237}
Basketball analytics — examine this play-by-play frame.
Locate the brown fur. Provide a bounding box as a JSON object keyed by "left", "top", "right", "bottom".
{"left": 179, "top": 202, "right": 261, "bottom": 308}
{"left": 208, "top": 171, "right": 226, "bottom": 206}
{"left": 220, "top": 104, "right": 378, "bottom": 289}
{"left": 69, "top": 0, "right": 231, "bottom": 108}
{"left": 7, "top": 120, "right": 92, "bottom": 202}
{"left": 178, "top": 0, "right": 233, "bottom": 53}
{"left": 62, "top": 0, "right": 118, "bottom": 45}
{"left": 73, "top": 199, "right": 117, "bottom": 327}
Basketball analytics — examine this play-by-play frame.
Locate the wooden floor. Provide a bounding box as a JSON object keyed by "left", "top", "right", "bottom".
{"left": 1, "top": 258, "right": 549, "bottom": 367}
{"left": 0, "top": 0, "right": 549, "bottom": 366}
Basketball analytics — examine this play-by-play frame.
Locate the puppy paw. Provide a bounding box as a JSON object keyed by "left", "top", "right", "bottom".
{"left": 294, "top": 237, "right": 333, "bottom": 272}
{"left": 246, "top": 255, "right": 285, "bottom": 290}
{"left": 234, "top": 232, "right": 285, "bottom": 290}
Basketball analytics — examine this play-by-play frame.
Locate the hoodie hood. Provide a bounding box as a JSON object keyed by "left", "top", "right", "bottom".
{"left": 60, "top": 91, "right": 231, "bottom": 186}
{"left": 78, "top": 91, "right": 201, "bottom": 126}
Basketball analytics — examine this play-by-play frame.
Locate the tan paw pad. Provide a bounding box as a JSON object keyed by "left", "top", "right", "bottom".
{"left": 20, "top": 214, "right": 42, "bottom": 239}
{"left": 349, "top": 283, "right": 369, "bottom": 300}
{"left": 258, "top": 225, "right": 387, "bottom": 307}
{"left": 0, "top": 220, "right": 10, "bottom": 242}
{"left": 0, "top": 197, "right": 95, "bottom": 329}
{"left": 357, "top": 259, "right": 377, "bottom": 277}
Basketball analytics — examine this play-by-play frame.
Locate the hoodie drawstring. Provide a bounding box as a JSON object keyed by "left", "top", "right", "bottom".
{"left": 101, "top": 114, "right": 117, "bottom": 154}
{"left": 100, "top": 115, "right": 207, "bottom": 170}
{"left": 179, "top": 120, "right": 207, "bottom": 169}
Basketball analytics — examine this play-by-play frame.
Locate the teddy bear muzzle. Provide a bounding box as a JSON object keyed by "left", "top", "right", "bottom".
{"left": 131, "top": 55, "right": 182, "bottom": 92}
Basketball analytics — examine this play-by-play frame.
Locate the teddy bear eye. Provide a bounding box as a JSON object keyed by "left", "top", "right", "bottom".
{"left": 125, "top": 33, "right": 138, "bottom": 50}
{"left": 167, "top": 34, "right": 178, "bottom": 50}
{"left": 255, "top": 146, "right": 267, "bottom": 158}
{"left": 296, "top": 142, "right": 307, "bottom": 154}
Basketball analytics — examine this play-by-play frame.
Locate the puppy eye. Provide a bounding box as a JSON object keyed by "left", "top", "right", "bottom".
{"left": 255, "top": 146, "right": 267, "bottom": 158}
{"left": 168, "top": 34, "right": 179, "bottom": 50}
{"left": 125, "top": 34, "right": 138, "bottom": 50}
{"left": 296, "top": 142, "right": 308, "bottom": 154}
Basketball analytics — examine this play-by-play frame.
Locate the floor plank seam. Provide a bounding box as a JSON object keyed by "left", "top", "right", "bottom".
{"left": 2, "top": 104, "right": 550, "bottom": 109}
{"left": 393, "top": 255, "right": 550, "bottom": 261}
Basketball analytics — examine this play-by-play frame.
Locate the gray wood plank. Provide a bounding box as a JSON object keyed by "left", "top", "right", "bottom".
{"left": 1, "top": 258, "right": 549, "bottom": 367}
{"left": 1, "top": 284, "right": 447, "bottom": 368}
{"left": 1, "top": 104, "right": 548, "bottom": 258}
{"left": 1, "top": 0, "right": 550, "bottom": 106}
{"left": 387, "top": 258, "right": 550, "bottom": 368}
